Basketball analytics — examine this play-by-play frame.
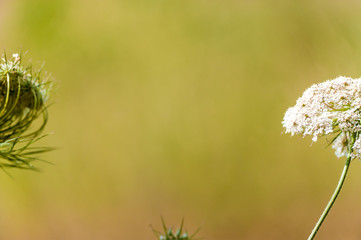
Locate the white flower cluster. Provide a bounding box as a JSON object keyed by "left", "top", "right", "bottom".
{"left": 282, "top": 76, "right": 361, "bottom": 158}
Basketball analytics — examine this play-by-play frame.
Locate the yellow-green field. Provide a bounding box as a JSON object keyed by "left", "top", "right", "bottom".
{"left": 1, "top": 0, "right": 361, "bottom": 239}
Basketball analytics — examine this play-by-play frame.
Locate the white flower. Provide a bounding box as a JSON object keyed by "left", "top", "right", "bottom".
{"left": 332, "top": 132, "right": 348, "bottom": 158}
{"left": 282, "top": 76, "right": 361, "bottom": 158}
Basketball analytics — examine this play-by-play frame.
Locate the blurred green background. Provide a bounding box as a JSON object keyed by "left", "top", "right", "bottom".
{"left": 2, "top": 0, "right": 361, "bottom": 239}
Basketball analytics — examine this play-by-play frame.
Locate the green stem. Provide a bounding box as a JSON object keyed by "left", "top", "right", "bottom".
{"left": 308, "top": 136, "right": 355, "bottom": 240}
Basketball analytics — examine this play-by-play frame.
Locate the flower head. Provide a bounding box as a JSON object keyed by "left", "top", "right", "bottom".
{"left": 151, "top": 218, "right": 200, "bottom": 240}
{"left": 282, "top": 76, "right": 361, "bottom": 158}
{"left": 0, "top": 52, "right": 53, "bottom": 170}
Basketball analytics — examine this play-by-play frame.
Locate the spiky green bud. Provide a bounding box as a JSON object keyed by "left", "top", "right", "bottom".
{"left": 0, "top": 52, "right": 53, "bottom": 171}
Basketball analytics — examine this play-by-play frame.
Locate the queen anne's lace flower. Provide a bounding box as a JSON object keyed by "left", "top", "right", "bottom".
{"left": 282, "top": 76, "right": 361, "bottom": 158}
{"left": 0, "top": 52, "right": 53, "bottom": 170}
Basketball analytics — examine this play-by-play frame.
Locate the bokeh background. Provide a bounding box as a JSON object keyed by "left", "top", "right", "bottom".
{"left": 1, "top": 0, "right": 361, "bottom": 239}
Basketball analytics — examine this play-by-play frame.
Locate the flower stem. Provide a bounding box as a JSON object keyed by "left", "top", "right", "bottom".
{"left": 308, "top": 138, "right": 355, "bottom": 240}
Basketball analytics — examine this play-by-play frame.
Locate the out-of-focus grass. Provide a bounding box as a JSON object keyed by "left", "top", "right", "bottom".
{"left": 1, "top": 0, "right": 361, "bottom": 239}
